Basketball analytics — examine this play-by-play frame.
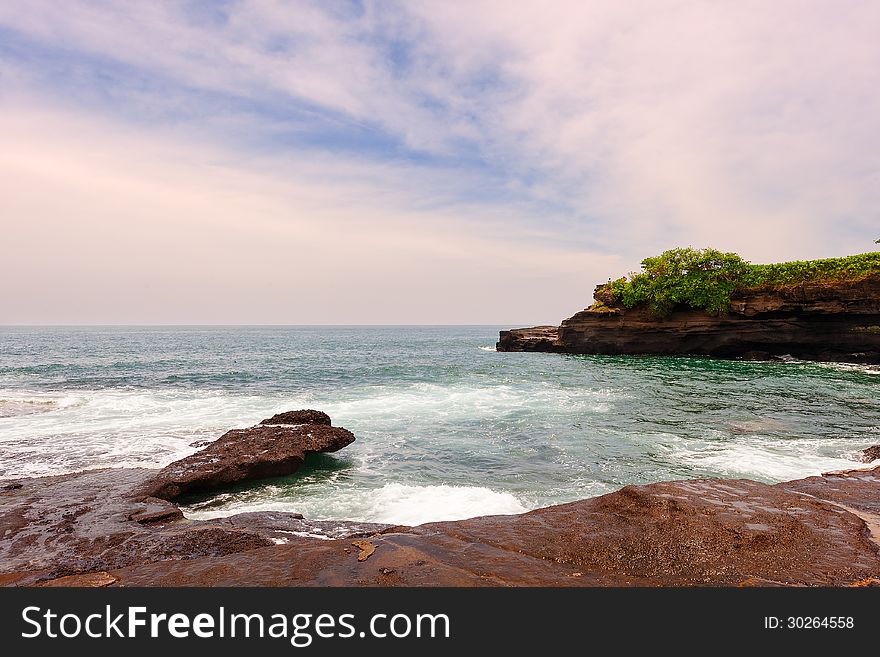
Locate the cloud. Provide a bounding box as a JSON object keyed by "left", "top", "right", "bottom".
{"left": 0, "top": 1, "right": 878, "bottom": 322}
{"left": 0, "top": 107, "right": 616, "bottom": 323}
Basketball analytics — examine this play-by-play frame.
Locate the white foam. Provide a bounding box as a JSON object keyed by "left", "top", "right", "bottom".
{"left": 185, "top": 483, "right": 528, "bottom": 526}
{"left": 0, "top": 387, "right": 299, "bottom": 477}
{"left": 322, "top": 382, "right": 617, "bottom": 426}
{"left": 0, "top": 398, "right": 58, "bottom": 418}
{"left": 478, "top": 345, "right": 497, "bottom": 352}
{"left": 814, "top": 362, "right": 880, "bottom": 375}
{"left": 366, "top": 483, "right": 527, "bottom": 525}
{"left": 0, "top": 377, "right": 625, "bottom": 478}
{"left": 670, "top": 440, "right": 857, "bottom": 482}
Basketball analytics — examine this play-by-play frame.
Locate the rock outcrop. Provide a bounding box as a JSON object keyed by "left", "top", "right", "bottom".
{"left": 143, "top": 410, "right": 354, "bottom": 500}
{"left": 5, "top": 466, "right": 876, "bottom": 587}
{"left": 498, "top": 275, "right": 880, "bottom": 363}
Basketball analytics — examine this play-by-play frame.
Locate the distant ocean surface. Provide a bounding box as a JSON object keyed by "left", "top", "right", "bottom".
{"left": 1, "top": 326, "right": 878, "bottom": 525}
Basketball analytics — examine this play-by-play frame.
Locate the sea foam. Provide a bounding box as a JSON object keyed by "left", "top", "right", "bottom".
{"left": 184, "top": 482, "right": 528, "bottom": 526}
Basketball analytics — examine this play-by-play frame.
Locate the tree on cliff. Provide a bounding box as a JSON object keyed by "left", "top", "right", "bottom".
{"left": 602, "top": 247, "right": 880, "bottom": 317}
{"left": 607, "top": 248, "right": 748, "bottom": 316}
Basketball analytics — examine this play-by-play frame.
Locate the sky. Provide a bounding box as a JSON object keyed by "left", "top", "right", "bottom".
{"left": 1, "top": 1, "right": 878, "bottom": 324}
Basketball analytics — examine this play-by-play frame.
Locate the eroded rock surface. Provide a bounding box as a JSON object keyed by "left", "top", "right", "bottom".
{"left": 104, "top": 473, "right": 880, "bottom": 587}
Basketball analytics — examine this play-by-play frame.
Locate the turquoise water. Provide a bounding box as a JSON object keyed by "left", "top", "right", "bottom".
{"left": 1, "top": 326, "right": 878, "bottom": 524}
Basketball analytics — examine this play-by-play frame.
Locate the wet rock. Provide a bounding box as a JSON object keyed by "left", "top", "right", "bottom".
{"left": 105, "top": 471, "right": 880, "bottom": 587}
{"left": 37, "top": 572, "right": 117, "bottom": 587}
{"left": 127, "top": 497, "right": 184, "bottom": 524}
{"left": 215, "top": 511, "right": 389, "bottom": 541}
{"left": 777, "top": 464, "right": 880, "bottom": 520}
{"left": 0, "top": 411, "right": 367, "bottom": 583}
{"left": 188, "top": 440, "right": 213, "bottom": 448}
{"left": 0, "top": 469, "right": 275, "bottom": 582}
{"left": 4, "top": 418, "right": 879, "bottom": 587}
{"left": 260, "top": 409, "right": 331, "bottom": 426}
{"left": 740, "top": 351, "right": 772, "bottom": 361}
{"left": 144, "top": 418, "right": 355, "bottom": 500}
{"left": 496, "top": 326, "right": 561, "bottom": 352}
{"left": 857, "top": 445, "right": 880, "bottom": 463}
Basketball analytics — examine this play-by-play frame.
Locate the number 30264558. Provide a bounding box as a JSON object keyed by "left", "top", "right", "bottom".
{"left": 764, "top": 616, "right": 854, "bottom": 629}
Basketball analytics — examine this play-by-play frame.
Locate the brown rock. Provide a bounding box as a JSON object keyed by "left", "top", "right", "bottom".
{"left": 260, "top": 409, "right": 331, "bottom": 426}
{"left": 0, "top": 468, "right": 382, "bottom": 583}
{"left": 144, "top": 421, "right": 355, "bottom": 500}
{"left": 777, "top": 464, "right": 880, "bottom": 528}
{"left": 38, "top": 572, "right": 117, "bottom": 587}
{"left": 496, "top": 326, "right": 561, "bottom": 352}
{"left": 352, "top": 540, "right": 376, "bottom": 561}
{"left": 847, "top": 578, "right": 880, "bottom": 587}
{"left": 4, "top": 421, "right": 879, "bottom": 588}
{"left": 105, "top": 472, "right": 880, "bottom": 587}
{"left": 858, "top": 445, "right": 880, "bottom": 463}
{"left": 127, "top": 497, "right": 184, "bottom": 524}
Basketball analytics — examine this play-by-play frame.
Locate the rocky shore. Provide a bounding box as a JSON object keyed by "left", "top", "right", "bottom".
{"left": 2, "top": 411, "right": 879, "bottom": 587}
{"left": 498, "top": 275, "right": 880, "bottom": 362}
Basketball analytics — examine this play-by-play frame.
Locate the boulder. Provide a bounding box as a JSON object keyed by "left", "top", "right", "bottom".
{"left": 143, "top": 412, "right": 354, "bottom": 500}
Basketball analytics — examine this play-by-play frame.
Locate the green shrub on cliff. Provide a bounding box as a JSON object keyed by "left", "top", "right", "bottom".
{"left": 606, "top": 248, "right": 749, "bottom": 316}
{"left": 601, "top": 248, "right": 880, "bottom": 316}
{"left": 741, "top": 252, "right": 880, "bottom": 289}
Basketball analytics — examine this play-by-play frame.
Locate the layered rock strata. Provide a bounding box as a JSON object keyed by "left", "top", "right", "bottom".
{"left": 498, "top": 275, "right": 880, "bottom": 363}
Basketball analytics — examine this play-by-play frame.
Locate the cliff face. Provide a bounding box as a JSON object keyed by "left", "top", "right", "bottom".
{"left": 498, "top": 275, "right": 880, "bottom": 363}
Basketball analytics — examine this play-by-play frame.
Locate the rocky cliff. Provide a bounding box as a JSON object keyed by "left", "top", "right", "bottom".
{"left": 498, "top": 275, "right": 880, "bottom": 362}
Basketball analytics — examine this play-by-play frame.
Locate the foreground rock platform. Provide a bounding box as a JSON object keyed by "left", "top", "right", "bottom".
{"left": 498, "top": 275, "right": 880, "bottom": 363}
{"left": 97, "top": 471, "right": 880, "bottom": 587}
{"left": 2, "top": 410, "right": 879, "bottom": 587}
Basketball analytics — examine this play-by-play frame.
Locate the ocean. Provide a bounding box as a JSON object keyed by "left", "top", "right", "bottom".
{"left": 1, "top": 326, "right": 877, "bottom": 525}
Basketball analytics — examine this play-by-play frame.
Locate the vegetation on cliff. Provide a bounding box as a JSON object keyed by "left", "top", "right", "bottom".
{"left": 597, "top": 248, "right": 880, "bottom": 316}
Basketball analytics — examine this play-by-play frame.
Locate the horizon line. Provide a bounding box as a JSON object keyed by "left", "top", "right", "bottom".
{"left": 0, "top": 323, "right": 544, "bottom": 328}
